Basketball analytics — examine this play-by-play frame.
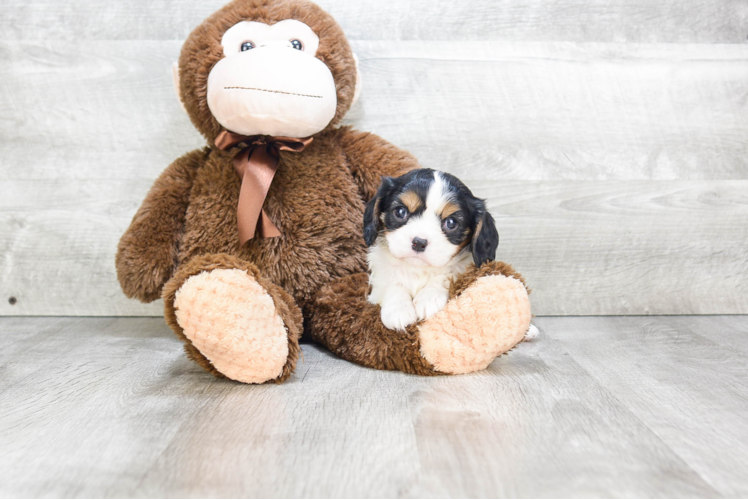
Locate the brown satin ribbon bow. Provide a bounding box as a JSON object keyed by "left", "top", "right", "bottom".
{"left": 215, "top": 130, "right": 313, "bottom": 243}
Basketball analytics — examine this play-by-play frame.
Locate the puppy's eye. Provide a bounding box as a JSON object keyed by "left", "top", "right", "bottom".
{"left": 393, "top": 206, "right": 409, "bottom": 220}
{"left": 290, "top": 39, "right": 303, "bottom": 50}
{"left": 443, "top": 217, "right": 458, "bottom": 231}
{"left": 241, "top": 41, "right": 254, "bottom": 51}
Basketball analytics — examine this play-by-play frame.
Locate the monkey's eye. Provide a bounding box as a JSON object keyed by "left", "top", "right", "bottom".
{"left": 240, "top": 41, "right": 254, "bottom": 52}
{"left": 393, "top": 206, "right": 409, "bottom": 220}
{"left": 443, "top": 217, "right": 458, "bottom": 231}
{"left": 290, "top": 39, "right": 303, "bottom": 50}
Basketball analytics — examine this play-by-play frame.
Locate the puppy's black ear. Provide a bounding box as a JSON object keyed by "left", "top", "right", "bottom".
{"left": 363, "top": 177, "right": 393, "bottom": 246}
{"left": 471, "top": 203, "right": 499, "bottom": 266}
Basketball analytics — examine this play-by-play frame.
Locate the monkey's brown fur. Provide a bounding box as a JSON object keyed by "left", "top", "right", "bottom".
{"left": 116, "top": 0, "right": 530, "bottom": 383}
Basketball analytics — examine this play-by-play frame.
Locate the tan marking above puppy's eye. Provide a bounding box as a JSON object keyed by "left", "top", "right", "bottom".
{"left": 440, "top": 201, "right": 459, "bottom": 219}
{"left": 399, "top": 191, "right": 422, "bottom": 213}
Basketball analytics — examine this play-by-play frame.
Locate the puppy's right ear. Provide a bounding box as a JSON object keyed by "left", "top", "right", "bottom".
{"left": 363, "top": 177, "right": 393, "bottom": 246}
{"left": 471, "top": 203, "right": 499, "bottom": 266}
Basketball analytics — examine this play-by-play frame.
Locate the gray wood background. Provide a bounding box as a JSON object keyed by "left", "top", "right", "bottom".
{"left": 1, "top": 0, "right": 747, "bottom": 316}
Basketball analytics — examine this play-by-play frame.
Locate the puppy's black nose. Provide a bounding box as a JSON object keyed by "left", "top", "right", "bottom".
{"left": 412, "top": 237, "right": 428, "bottom": 253}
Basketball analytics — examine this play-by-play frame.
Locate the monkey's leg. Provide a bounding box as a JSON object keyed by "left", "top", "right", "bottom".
{"left": 308, "top": 273, "right": 439, "bottom": 375}
{"left": 309, "top": 262, "right": 530, "bottom": 376}
{"left": 162, "top": 253, "right": 302, "bottom": 384}
{"left": 416, "top": 261, "right": 531, "bottom": 374}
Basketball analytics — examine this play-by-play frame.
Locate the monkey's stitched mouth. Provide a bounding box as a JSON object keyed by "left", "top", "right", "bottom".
{"left": 224, "top": 86, "right": 323, "bottom": 99}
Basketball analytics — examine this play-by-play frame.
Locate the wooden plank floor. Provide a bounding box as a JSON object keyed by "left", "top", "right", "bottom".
{"left": 1, "top": 316, "right": 746, "bottom": 498}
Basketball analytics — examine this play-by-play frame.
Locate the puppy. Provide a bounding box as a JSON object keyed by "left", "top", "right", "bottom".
{"left": 364, "top": 169, "right": 499, "bottom": 331}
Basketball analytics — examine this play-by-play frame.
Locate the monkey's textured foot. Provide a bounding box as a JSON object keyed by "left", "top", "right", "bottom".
{"left": 164, "top": 254, "right": 302, "bottom": 384}
{"left": 417, "top": 262, "right": 531, "bottom": 375}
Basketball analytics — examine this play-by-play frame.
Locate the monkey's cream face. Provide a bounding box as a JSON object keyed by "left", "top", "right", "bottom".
{"left": 206, "top": 20, "right": 338, "bottom": 137}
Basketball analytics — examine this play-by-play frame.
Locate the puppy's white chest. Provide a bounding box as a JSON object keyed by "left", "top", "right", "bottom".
{"left": 366, "top": 244, "right": 470, "bottom": 305}
{"left": 391, "top": 263, "right": 448, "bottom": 298}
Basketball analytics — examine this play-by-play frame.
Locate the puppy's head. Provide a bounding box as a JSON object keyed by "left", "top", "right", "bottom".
{"left": 364, "top": 169, "right": 498, "bottom": 267}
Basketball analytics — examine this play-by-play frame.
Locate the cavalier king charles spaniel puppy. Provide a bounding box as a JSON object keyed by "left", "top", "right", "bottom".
{"left": 364, "top": 169, "right": 500, "bottom": 331}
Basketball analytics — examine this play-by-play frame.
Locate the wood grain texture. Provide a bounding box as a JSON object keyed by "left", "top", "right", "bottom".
{"left": 0, "top": 178, "right": 165, "bottom": 316}
{"left": 474, "top": 180, "right": 748, "bottom": 316}
{"left": 2, "top": 316, "right": 747, "bottom": 497}
{"left": 666, "top": 315, "right": 748, "bottom": 356}
{"left": 0, "top": 41, "right": 203, "bottom": 182}
{"left": 1, "top": 38, "right": 747, "bottom": 315}
{"left": 3, "top": 179, "right": 747, "bottom": 316}
{"left": 2, "top": 0, "right": 747, "bottom": 43}
{"left": 350, "top": 41, "right": 748, "bottom": 181}
{"left": 538, "top": 316, "right": 748, "bottom": 497}
{"left": 4, "top": 41, "right": 747, "bottom": 182}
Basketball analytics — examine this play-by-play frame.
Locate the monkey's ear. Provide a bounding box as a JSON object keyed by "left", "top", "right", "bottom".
{"left": 363, "top": 177, "right": 393, "bottom": 246}
{"left": 351, "top": 53, "right": 363, "bottom": 107}
{"left": 471, "top": 205, "right": 499, "bottom": 266}
{"left": 172, "top": 62, "right": 187, "bottom": 113}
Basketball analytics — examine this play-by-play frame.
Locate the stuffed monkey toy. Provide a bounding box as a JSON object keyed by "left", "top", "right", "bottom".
{"left": 116, "top": 0, "right": 532, "bottom": 384}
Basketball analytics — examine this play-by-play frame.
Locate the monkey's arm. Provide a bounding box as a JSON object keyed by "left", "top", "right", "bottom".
{"left": 115, "top": 148, "right": 208, "bottom": 302}
{"left": 337, "top": 126, "right": 421, "bottom": 202}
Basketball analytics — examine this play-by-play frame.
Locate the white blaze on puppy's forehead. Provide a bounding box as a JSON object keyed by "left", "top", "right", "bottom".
{"left": 221, "top": 20, "right": 320, "bottom": 56}
{"left": 424, "top": 171, "right": 453, "bottom": 217}
{"left": 383, "top": 171, "right": 464, "bottom": 268}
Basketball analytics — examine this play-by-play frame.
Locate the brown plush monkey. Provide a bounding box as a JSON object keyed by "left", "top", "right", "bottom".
{"left": 115, "top": 0, "right": 532, "bottom": 384}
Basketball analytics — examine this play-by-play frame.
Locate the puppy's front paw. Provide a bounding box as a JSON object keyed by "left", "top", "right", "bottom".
{"left": 414, "top": 287, "right": 449, "bottom": 321}
{"left": 381, "top": 300, "right": 418, "bottom": 331}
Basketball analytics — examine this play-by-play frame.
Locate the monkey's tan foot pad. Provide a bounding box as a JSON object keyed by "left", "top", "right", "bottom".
{"left": 173, "top": 268, "right": 289, "bottom": 384}
{"left": 418, "top": 274, "right": 531, "bottom": 374}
